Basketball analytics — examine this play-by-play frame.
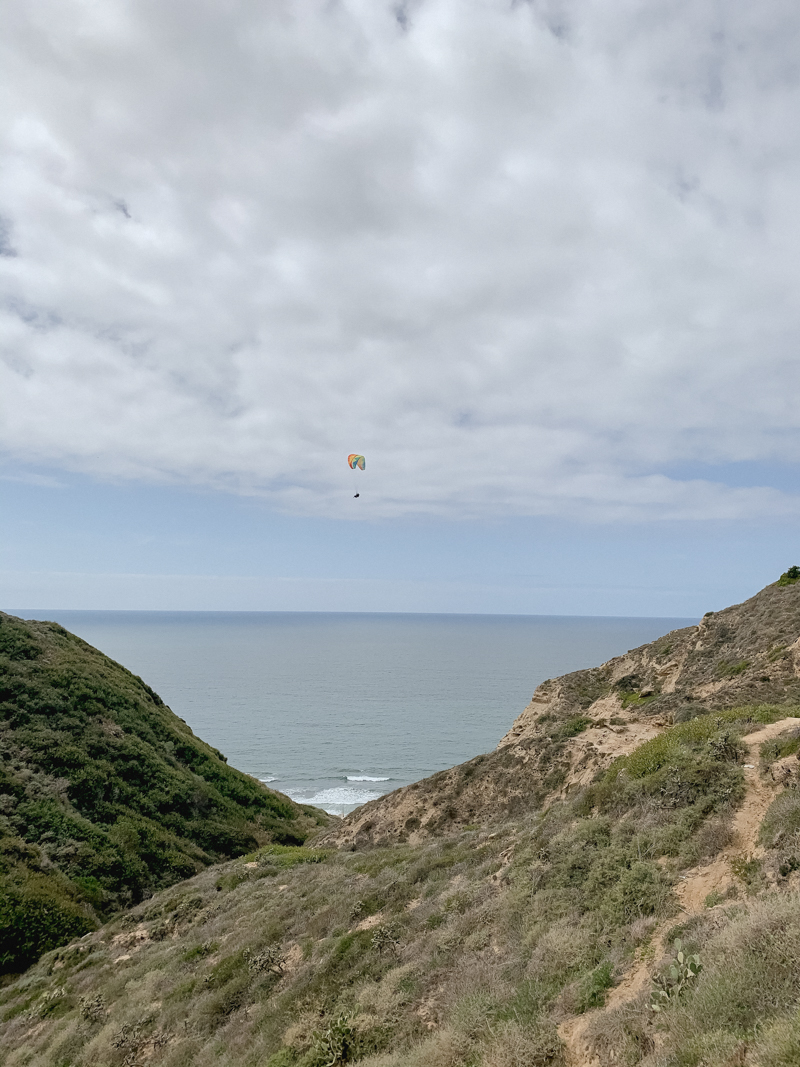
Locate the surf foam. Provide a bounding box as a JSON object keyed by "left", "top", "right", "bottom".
{"left": 285, "top": 785, "right": 384, "bottom": 815}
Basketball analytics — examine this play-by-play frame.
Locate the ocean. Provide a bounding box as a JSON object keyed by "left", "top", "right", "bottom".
{"left": 11, "top": 610, "right": 695, "bottom": 814}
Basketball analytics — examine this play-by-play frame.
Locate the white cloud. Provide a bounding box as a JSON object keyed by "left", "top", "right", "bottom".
{"left": 1, "top": 0, "right": 800, "bottom": 520}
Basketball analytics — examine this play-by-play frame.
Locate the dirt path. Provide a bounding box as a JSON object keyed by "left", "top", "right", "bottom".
{"left": 558, "top": 718, "right": 797, "bottom": 1067}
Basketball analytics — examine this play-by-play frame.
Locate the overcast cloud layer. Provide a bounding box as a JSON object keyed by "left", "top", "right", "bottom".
{"left": 2, "top": 0, "right": 800, "bottom": 521}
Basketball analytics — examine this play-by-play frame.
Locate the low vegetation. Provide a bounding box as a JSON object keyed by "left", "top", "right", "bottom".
{"left": 777, "top": 565, "right": 800, "bottom": 587}
{"left": 4, "top": 576, "right": 800, "bottom": 1066}
{"left": 3, "top": 705, "right": 800, "bottom": 1067}
{"left": 0, "top": 613, "right": 330, "bottom": 974}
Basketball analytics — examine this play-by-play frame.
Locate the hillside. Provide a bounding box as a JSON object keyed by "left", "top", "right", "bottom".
{"left": 3, "top": 703, "right": 800, "bottom": 1067}
{"left": 322, "top": 573, "right": 800, "bottom": 849}
{"left": 4, "top": 577, "right": 800, "bottom": 1067}
{"left": 0, "top": 612, "right": 331, "bottom": 974}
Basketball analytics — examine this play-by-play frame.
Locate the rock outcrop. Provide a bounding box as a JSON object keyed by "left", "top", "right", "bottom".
{"left": 320, "top": 577, "right": 800, "bottom": 849}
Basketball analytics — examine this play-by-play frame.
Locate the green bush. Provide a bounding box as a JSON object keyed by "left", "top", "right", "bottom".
{"left": 753, "top": 1009, "right": 800, "bottom": 1066}
{"left": 601, "top": 861, "right": 673, "bottom": 924}
{"left": 554, "top": 716, "right": 592, "bottom": 740}
{"left": 310, "top": 1011, "right": 357, "bottom": 1066}
{"left": 621, "top": 709, "right": 800, "bottom": 781}
{"left": 760, "top": 731, "right": 800, "bottom": 766}
{"left": 576, "top": 961, "right": 615, "bottom": 1012}
{"left": 245, "top": 844, "right": 331, "bottom": 869}
{"left": 0, "top": 871, "right": 95, "bottom": 973}
{"left": 778, "top": 566, "right": 800, "bottom": 586}
{"left": 760, "top": 791, "right": 800, "bottom": 849}
{"left": 265, "top": 1051, "right": 296, "bottom": 1067}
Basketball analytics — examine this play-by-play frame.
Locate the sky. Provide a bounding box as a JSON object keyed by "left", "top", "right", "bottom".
{"left": 1, "top": 0, "right": 799, "bottom": 616}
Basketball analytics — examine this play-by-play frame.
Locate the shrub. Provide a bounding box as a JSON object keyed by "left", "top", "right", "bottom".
{"left": 576, "top": 961, "right": 614, "bottom": 1012}
{"left": 481, "top": 1019, "right": 564, "bottom": 1067}
{"left": 652, "top": 894, "right": 800, "bottom": 1055}
{"left": 752, "top": 1009, "right": 800, "bottom": 1066}
{"left": 266, "top": 1051, "right": 296, "bottom": 1067}
{"left": 0, "top": 870, "right": 95, "bottom": 973}
{"left": 79, "top": 992, "right": 107, "bottom": 1022}
{"left": 601, "top": 861, "right": 673, "bottom": 924}
{"left": 246, "top": 945, "right": 287, "bottom": 975}
{"left": 715, "top": 660, "right": 750, "bottom": 678}
{"left": 760, "top": 729, "right": 800, "bottom": 767}
{"left": 554, "top": 717, "right": 592, "bottom": 740}
{"left": 371, "top": 925, "right": 401, "bottom": 956}
{"left": 730, "top": 854, "right": 762, "bottom": 890}
{"left": 761, "top": 791, "right": 800, "bottom": 849}
{"left": 246, "top": 844, "right": 331, "bottom": 868}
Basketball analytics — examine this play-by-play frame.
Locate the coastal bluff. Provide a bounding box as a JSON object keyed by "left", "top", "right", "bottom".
{"left": 320, "top": 576, "right": 800, "bottom": 849}
{"left": 4, "top": 578, "right": 800, "bottom": 1067}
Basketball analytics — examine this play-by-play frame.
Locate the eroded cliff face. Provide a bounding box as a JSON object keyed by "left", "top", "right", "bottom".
{"left": 319, "top": 579, "right": 800, "bottom": 850}
{"left": 502, "top": 579, "right": 800, "bottom": 748}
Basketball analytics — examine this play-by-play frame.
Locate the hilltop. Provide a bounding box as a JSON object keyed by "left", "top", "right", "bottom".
{"left": 0, "top": 612, "right": 331, "bottom": 974}
{"left": 3, "top": 576, "right": 800, "bottom": 1067}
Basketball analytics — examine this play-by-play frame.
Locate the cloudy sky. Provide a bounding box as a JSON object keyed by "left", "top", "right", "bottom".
{"left": 1, "top": 0, "right": 799, "bottom": 614}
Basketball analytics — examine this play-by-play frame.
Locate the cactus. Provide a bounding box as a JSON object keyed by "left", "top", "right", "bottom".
{"left": 312, "top": 1011, "right": 356, "bottom": 1066}
{"left": 245, "top": 945, "right": 287, "bottom": 975}
{"left": 79, "top": 992, "right": 107, "bottom": 1022}
{"left": 707, "top": 731, "right": 740, "bottom": 762}
{"left": 371, "top": 924, "right": 401, "bottom": 955}
{"left": 650, "top": 939, "right": 701, "bottom": 1012}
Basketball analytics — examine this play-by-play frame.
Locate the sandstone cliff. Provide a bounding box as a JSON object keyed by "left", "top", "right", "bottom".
{"left": 320, "top": 577, "right": 800, "bottom": 849}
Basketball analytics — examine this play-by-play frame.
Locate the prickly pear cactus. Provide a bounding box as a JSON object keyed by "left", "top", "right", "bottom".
{"left": 650, "top": 939, "right": 702, "bottom": 1012}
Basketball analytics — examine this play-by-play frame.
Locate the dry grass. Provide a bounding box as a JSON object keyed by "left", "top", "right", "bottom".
{"left": 3, "top": 708, "right": 800, "bottom": 1067}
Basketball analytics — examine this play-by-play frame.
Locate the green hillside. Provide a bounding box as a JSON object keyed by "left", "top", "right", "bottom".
{"left": 2, "top": 704, "right": 800, "bottom": 1067}
{"left": 0, "top": 612, "right": 329, "bottom": 974}
{"left": 4, "top": 580, "right": 800, "bottom": 1067}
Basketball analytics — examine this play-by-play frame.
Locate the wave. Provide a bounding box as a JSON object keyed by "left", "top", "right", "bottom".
{"left": 258, "top": 776, "right": 277, "bottom": 783}
{"left": 346, "top": 775, "right": 390, "bottom": 782}
{"left": 285, "top": 784, "right": 385, "bottom": 815}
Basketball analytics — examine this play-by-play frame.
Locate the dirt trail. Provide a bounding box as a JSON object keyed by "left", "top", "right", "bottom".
{"left": 558, "top": 717, "right": 798, "bottom": 1067}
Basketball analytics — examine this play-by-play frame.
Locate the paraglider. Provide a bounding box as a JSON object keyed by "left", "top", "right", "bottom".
{"left": 348, "top": 454, "right": 365, "bottom": 498}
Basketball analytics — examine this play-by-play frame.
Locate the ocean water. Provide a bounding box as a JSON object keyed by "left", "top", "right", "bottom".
{"left": 11, "top": 611, "right": 695, "bottom": 814}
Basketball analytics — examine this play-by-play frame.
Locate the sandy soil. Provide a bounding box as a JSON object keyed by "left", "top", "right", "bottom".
{"left": 356, "top": 913, "right": 385, "bottom": 931}
{"left": 557, "top": 718, "right": 797, "bottom": 1067}
{"left": 559, "top": 706, "right": 666, "bottom": 794}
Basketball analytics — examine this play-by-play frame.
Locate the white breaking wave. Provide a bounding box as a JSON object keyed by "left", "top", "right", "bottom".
{"left": 258, "top": 776, "right": 277, "bottom": 783}
{"left": 347, "top": 775, "right": 390, "bottom": 782}
{"left": 285, "top": 785, "right": 384, "bottom": 815}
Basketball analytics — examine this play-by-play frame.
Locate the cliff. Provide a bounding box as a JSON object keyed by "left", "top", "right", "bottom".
{"left": 320, "top": 576, "right": 800, "bottom": 849}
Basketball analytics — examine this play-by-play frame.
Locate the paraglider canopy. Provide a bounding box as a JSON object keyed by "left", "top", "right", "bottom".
{"left": 348, "top": 454, "right": 365, "bottom": 470}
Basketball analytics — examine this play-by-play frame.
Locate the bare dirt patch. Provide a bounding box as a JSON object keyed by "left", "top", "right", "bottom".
{"left": 111, "top": 924, "right": 151, "bottom": 951}
{"left": 559, "top": 707, "right": 664, "bottom": 794}
{"left": 355, "top": 913, "right": 384, "bottom": 931}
